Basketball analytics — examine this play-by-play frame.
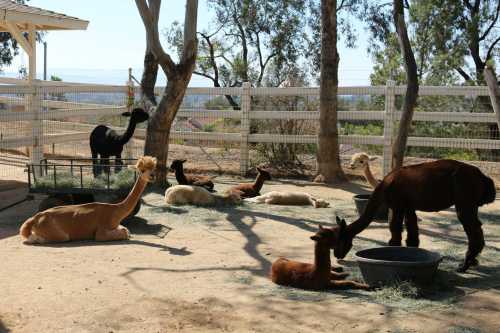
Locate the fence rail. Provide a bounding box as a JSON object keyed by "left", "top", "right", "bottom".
{"left": 0, "top": 76, "right": 499, "bottom": 177}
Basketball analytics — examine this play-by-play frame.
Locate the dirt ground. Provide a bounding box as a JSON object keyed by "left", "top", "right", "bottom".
{"left": 1, "top": 177, "right": 500, "bottom": 333}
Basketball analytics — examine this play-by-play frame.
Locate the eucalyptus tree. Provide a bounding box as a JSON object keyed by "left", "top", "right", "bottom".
{"left": 135, "top": 0, "right": 198, "bottom": 185}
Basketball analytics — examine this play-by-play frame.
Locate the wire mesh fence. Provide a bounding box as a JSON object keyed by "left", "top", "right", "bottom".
{"left": 0, "top": 79, "right": 499, "bottom": 187}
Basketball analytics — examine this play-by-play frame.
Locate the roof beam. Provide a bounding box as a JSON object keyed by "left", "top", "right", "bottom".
{"left": 2, "top": 10, "right": 88, "bottom": 30}
{"left": 5, "top": 21, "right": 32, "bottom": 56}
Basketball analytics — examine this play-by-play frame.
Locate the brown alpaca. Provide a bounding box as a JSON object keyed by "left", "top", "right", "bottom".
{"left": 271, "top": 225, "right": 370, "bottom": 291}
{"left": 19, "top": 156, "right": 157, "bottom": 244}
{"left": 227, "top": 167, "right": 271, "bottom": 198}
{"left": 330, "top": 160, "right": 497, "bottom": 273}
{"left": 170, "top": 159, "right": 215, "bottom": 192}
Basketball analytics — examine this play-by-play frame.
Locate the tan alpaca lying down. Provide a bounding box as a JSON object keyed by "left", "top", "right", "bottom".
{"left": 19, "top": 156, "right": 157, "bottom": 244}
{"left": 165, "top": 185, "right": 242, "bottom": 206}
{"left": 246, "top": 191, "right": 330, "bottom": 208}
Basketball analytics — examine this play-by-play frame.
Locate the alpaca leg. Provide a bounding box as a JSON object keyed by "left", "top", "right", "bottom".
{"left": 331, "top": 265, "right": 344, "bottom": 273}
{"left": 404, "top": 209, "right": 419, "bottom": 247}
{"left": 388, "top": 209, "right": 404, "bottom": 246}
{"left": 30, "top": 221, "right": 70, "bottom": 243}
{"left": 115, "top": 154, "right": 123, "bottom": 174}
{"left": 91, "top": 150, "right": 100, "bottom": 177}
{"left": 330, "top": 271, "right": 349, "bottom": 280}
{"left": 329, "top": 279, "right": 371, "bottom": 290}
{"left": 456, "top": 206, "right": 484, "bottom": 273}
{"left": 101, "top": 156, "right": 111, "bottom": 176}
{"left": 95, "top": 226, "right": 130, "bottom": 242}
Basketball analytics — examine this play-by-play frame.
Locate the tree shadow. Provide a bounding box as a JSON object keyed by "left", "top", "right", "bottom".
{"left": 29, "top": 238, "right": 192, "bottom": 255}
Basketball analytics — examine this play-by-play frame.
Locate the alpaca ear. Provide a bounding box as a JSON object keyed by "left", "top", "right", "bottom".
{"left": 256, "top": 167, "right": 262, "bottom": 172}
{"left": 318, "top": 224, "right": 324, "bottom": 230}
{"left": 121, "top": 112, "right": 131, "bottom": 117}
{"left": 369, "top": 156, "right": 378, "bottom": 161}
{"left": 310, "top": 235, "right": 320, "bottom": 241}
{"left": 181, "top": 159, "right": 187, "bottom": 163}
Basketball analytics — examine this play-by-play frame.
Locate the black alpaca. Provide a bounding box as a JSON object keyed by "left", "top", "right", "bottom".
{"left": 89, "top": 108, "right": 149, "bottom": 177}
{"left": 169, "top": 159, "right": 215, "bottom": 192}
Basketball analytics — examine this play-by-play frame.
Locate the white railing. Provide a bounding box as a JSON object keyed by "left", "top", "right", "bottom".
{"left": 0, "top": 77, "right": 499, "bottom": 176}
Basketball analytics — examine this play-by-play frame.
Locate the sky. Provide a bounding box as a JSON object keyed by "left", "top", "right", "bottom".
{"left": 4, "top": 0, "right": 374, "bottom": 86}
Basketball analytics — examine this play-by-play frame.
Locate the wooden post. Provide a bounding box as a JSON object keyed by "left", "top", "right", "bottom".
{"left": 27, "top": 24, "right": 43, "bottom": 165}
{"left": 383, "top": 80, "right": 395, "bottom": 176}
{"left": 124, "top": 68, "right": 134, "bottom": 159}
{"left": 484, "top": 66, "right": 500, "bottom": 132}
{"left": 240, "top": 82, "right": 251, "bottom": 175}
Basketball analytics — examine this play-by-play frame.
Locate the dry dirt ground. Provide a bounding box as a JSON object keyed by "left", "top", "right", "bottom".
{"left": 1, "top": 177, "right": 500, "bottom": 333}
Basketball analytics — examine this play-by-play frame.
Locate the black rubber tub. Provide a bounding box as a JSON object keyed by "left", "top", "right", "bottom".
{"left": 355, "top": 247, "right": 442, "bottom": 286}
{"left": 353, "top": 194, "right": 389, "bottom": 221}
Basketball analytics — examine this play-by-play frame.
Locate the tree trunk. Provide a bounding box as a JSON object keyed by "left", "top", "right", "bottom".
{"left": 391, "top": 0, "right": 419, "bottom": 170}
{"left": 141, "top": 49, "right": 159, "bottom": 106}
{"left": 484, "top": 66, "right": 500, "bottom": 137}
{"left": 314, "top": 0, "right": 346, "bottom": 183}
{"left": 144, "top": 68, "right": 195, "bottom": 186}
{"left": 136, "top": 0, "right": 198, "bottom": 186}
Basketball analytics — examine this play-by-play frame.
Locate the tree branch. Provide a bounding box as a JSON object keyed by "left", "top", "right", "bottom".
{"left": 456, "top": 67, "right": 472, "bottom": 82}
{"left": 180, "top": 0, "right": 199, "bottom": 64}
{"left": 479, "top": 0, "right": 500, "bottom": 41}
{"left": 193, "top": 70, "right": 215, "bottom": 81}
{"left": 135, "top": 0, "right": 176, "bottom": 78}
{"left": 486, "top": 35, "right": 500, "bottom": 62}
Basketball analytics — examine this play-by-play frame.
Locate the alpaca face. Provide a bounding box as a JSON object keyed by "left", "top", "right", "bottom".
{"left": 313, "top": 199, "right": 330, "bottom": 208}
{"left": 349, "top": 153, "right": 370, "bottom": 169}
{"left": 310, "top": 224, "right": 336, "bottom": 244}
{"left": 256, "top": 167, "right": 272, "bottom": 181}
{"left": 122, "top": 108, "right": 149, "bottom": 124}
{"left": 132, "top": 156, "right": 157, "bottom": 182}
{"left": 330, "top": 216, "right": 353, "bottom": 259}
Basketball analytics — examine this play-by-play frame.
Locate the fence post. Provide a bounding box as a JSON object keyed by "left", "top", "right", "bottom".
{"left": 29, "top": 80, "right": 43, "bottom": 166}
{"left": 124, "top": 68, "right": 134, "bottom": 159}
{"left": 240, "top": 82, "right": 251, "bottom": 175}
{"left": 382, "top": 80, "right": 395, "bottom": 176}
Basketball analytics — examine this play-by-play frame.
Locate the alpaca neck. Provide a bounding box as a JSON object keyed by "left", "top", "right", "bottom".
{"left": 114, "top": 174, "right": 148, "bottom": 222}
{"left": 252, "top": 174, "right": 266, "bottom": 192}
{"left": 313, "top": 242, "right": 331, "bottom": 273}
{"left": 118, "top": 120, "right": 137, "bottom": 145}
{"left": 174, "top": 166, "right": 188, "bottom": 184}
{"left": 363, "top": 165, "right": 379, "bottom": 189}
{"left": 347, "top": 185, "right": 384, "bottom": 236}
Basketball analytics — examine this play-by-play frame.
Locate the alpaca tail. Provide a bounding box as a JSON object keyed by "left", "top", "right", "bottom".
{"left": 480, "top": 174, "right": 496, "bottom": 206}
{"left": 20, "top": 216, "right": 37, "bottom": 239}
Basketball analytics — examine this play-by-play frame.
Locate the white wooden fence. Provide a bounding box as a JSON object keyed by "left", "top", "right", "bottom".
{"left": 0, "top": 77, "right": 498, "bottom": 176}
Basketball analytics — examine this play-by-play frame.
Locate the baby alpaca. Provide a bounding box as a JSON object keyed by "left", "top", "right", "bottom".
{"left": 227, "top": 167, "right": 271, "bottom": 198}
{"left": 349, "top": 152, "right": 379, "bottom": 189}
{"left": 271, "top": 225, "right": 370, "bottom": 290}
{"left": 20, "top": 156, "right": 157, "bottom": 244}
{"left": 165, "top": 185, "right": 242, "bottom": 206}
{"left": 247, "top": 191, "right": 329, "bottom": 208}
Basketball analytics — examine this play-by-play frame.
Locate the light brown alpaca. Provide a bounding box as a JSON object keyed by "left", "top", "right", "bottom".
{"left": 349, "top": 153, "right": 379, "bottom": 189}
{"left": 270, "top": 225, "right": 370, "bottom": 291}
{"left": 19, "top": 156, "right": 157, "bottom": 244}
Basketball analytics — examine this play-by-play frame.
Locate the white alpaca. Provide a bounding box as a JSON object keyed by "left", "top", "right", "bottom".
{"left": 165, "top": 185, "right": 242, "bottom": 206}
{"left": 349, "top": 152, "right": 379, "bottom": 189}
{"left": 246, "top": 191, "right": 330, "bottom": 208}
